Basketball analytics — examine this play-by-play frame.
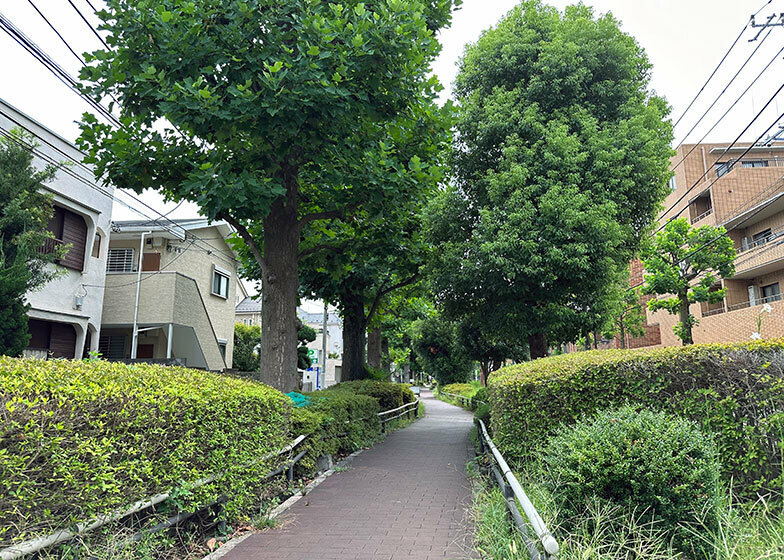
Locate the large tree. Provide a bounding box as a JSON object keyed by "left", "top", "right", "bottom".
{"left": 641, "top": 218, "right": 735, "bottom": 345}
{"left": 0, "top": 130, "right": 63, "bottom": 356}
{"left": 78, "top": 0, "right": 457, "bottom": 391}
{"left": 429, "top": 1, "right": 673, "bottom": 359}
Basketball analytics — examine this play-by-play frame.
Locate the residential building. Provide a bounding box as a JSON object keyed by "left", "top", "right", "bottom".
{"left": 100, "top": 219, "right": 241, "bottom": 370}
{"left": 1, "top": 98, "right": 114, "bottom": 359}
{"left": 628, "top": 141, "right": 784, "bottom": 348}
{"left": 236, "top": 296, "right": 262, "bottom": 326}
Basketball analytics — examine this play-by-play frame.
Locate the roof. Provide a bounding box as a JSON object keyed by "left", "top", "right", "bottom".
{"left": 236, "top": 296, "right": 260, "bottom": 313}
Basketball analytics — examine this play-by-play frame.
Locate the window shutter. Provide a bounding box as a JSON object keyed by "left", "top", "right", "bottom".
{"left": 60, "top": 210, "right": 87, "bottom": 271}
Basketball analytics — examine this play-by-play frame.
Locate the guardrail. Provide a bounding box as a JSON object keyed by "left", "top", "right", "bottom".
{"left": 476, "top": 419, "right": 559, "bottom": 559}
{"left": 0, "top": 401, "right": 420, "bottom": 560}
{"left": 439, "top": 391, "right": 486, "bottom": 409}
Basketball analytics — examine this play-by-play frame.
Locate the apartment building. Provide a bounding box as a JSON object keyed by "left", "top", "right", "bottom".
{"left": 1, "top": 98, "right": 114, "bottom": 360}
{"left": 100, "top": 219, "right": 242, "bottom": 370}
{"left": 629, "top": 141, "right": 784, "bottom": 348}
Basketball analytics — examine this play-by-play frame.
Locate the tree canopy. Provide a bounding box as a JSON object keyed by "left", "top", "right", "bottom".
{"left": 79, "top": 0, "right": 458, "bottom": 391}
{"left": 428, "top": 0, "right": 673, "bottom": 358}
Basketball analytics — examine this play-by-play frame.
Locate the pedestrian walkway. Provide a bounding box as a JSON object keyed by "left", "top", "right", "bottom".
{"left": 225, "top": 390, "right": 475, "bottom": 560}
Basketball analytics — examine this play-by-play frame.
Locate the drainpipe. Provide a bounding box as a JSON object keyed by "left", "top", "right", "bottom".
{"left": 130, "top": 231, "right": 151, "bottom": 360}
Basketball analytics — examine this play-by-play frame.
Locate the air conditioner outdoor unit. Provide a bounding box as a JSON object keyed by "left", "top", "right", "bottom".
{"left": 150, "top": 237, "right": 164, "bottom": 247}
{"left": 741, "top": 237, "right": 750, "bottom": 251}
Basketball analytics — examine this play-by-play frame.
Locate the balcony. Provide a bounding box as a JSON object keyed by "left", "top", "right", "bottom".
{"left": 39, "top": 237, "right": 63, "bottom": 256}
{"left": 727, "top": 293, "right": 782, "bottom": 312}
{"left": 690, "top": 208, "right": 713, "bottom": 224}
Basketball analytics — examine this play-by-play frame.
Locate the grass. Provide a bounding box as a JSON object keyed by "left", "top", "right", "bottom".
{"left": 470, "top": 461, "right": 784, "bottom": 560}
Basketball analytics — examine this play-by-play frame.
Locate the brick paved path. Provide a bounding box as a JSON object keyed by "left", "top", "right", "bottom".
{"left": 225, "top": 390, "right": 475, "bottom": 560}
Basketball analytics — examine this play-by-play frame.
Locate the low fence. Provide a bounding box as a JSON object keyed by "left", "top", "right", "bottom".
{"left": 0, "top": 400, "right": 420, "bottom": 560}
{"left": 439, "top": 391, "right": 486, "bottom": 409}
{"left": 476, "top": 419, "right": 559, "bottom": 560}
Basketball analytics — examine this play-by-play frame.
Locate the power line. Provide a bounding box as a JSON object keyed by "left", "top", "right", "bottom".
{"left": 670, "top": 43, "right": 784, "bottom": 174}
{"left": 83, "top": 239, "right": 196, "bottom": 289}
{"left": 656, "top": 83, "right": 784, "bottom": 231}
{"left": 64, "top": 0, "right": 108, "bottom": 49}
{"left": 675, "top": 23, "right": 774, "bottom": 146}
{"left": 25, "top": 0, "right": 85, "bottom": 65}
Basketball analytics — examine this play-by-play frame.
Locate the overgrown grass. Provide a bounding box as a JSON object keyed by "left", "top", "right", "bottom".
{"left": 471, "top": 464, "right": 784, "bottom": 560}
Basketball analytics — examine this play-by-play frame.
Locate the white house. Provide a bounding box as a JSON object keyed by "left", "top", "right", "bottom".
{"left": 1, "top": 98, "right": 114, "bottom": 359}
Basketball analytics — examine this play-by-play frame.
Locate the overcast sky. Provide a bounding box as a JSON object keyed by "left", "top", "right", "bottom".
{"left": 2, "top": 0, "right": 783, "bottom": 304}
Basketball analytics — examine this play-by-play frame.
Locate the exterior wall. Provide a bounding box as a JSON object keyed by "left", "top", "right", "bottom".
{"left": 236, "top": 310, "right": 262, "bottom": 326}
{"left": 1, "top": 98, "right": 113, "bottom": 358}
{"left": 103, "top": 224, "right": 239, "bottom": 369}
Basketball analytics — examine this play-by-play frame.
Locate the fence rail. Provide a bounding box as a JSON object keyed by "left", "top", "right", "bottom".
{"left": 476, "top": 419, "right": 559, "bottom": 560}
{"left": 0, "top": 401, "right": 419, "bottom": 560}
{"left": 439, "top": 391, "right": 486, "bottom": 409}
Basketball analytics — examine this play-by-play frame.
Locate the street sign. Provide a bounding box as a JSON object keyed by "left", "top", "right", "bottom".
{"left": 307, "top": 348, "right": 319, "bottom": 364}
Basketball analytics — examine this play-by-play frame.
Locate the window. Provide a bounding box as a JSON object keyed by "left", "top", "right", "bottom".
{"left": 761, "top": 283, "right": 781, "bottom": 302}
{"left": 48, "top": 205, "right": 88, "bottom": 271}
{"left": 217, "top": 339, "right": 227, "bottom": 359}
{"left": 107, "top": 248, "right": 135, "bottom": 272}
{"left": 212, "top": 266, "right": 230, "bottom": 298}
{"left": 668, "top": 176, "right": 677, "bottom": 191}
{"left": 98, "top": 335, "right": 126, "bottom": 360}
{"left": 715, "top": 161, "right": 732, "bottom": 178}
{"left": 742, "top": 160, "right": 769, "bottom": 168}
{"left": 752, "top": 228, "right": 772, "bottom": 247}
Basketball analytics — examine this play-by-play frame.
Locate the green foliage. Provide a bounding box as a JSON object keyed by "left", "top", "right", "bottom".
{"left": 233, "top": 322, "right": 261, "bottom": 372}
{"left": 641, "top": 218, "right": 736, "bottom": 344}
{"left": 297, "top": 321, "right": 317, "bottom": 370}
{"left": 543, "top": 407, "right": 720, "bottom": 547}
{"left": 428, "top": 0, "right": 674, "bottom": 356}
{"left": 440, "top": 382, "right": 477, "bottom": 397}
{"left": 0, "top": 357, "right": 291, "bottom": 546}
{"left": 488, "top": 342, "right": 784, "bottom": 496}
{"left": 328, "top": 380, "right": 415, "bottom": 410}
{"left": 412, "top": 313, "right": 473, "bottom": 385}
{"left": 364, "top": 364, "right": 390, "bottom": 381}
{"left": 0, "top": 130, "right": 64, "bottom": 356}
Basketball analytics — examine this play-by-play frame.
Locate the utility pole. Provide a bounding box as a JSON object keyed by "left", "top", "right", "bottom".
{"left": 321, "top": 302, "right": 328, "bottom": 388}
{"left": 749, "top": 13, "right": 784, "bottom": 42}
{"left": 130, "top": 230, "right": 151, "bottom": 360}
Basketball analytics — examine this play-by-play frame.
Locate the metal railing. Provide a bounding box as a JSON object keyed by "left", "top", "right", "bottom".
{"left": 727, "top": 293, "right": 782, "bottom": 312}
{"left": 477, "top": 420, "right": 558, "bottom": 559}
{"left": 0, "top": 400, "right": 420, "bottom": 560}
{"left": 690, "top": 207, "right": 713, "bottom": 224}
{"left": 439, "top": 391, "right": 486, "bottom": 409}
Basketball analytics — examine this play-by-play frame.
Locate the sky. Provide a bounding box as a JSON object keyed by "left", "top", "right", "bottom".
{"left": 2, "top": 0, "right": 784, "bottom": 303}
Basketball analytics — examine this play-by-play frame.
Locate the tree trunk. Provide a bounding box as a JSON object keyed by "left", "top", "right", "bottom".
{"left": 679, "top": 291, "right": 693, "bottom": 345}
{"left": 341, "top": 294, "right": 367, "bottom": 380}
{"left": 367, "top": 326, "right": 382, "bottom": 369}
{"left": 528, "top": 333, "right": 548, "bottom": 359}
{"left": 259, "top": 175, "right": 300, "bottom": 392}
{"left": 583, "top": 331, "right": 591, "bottom": 351}
{"left": 619, "top": 323, "right": 627, "bottom": 349}
{"left": 593, "top": 330, "right": 600, "bottom": 350}
{"left": 381, "top": 335, "right": 390, "bottom": 373}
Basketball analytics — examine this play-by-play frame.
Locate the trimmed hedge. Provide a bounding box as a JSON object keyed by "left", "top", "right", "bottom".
{"left": 489, "top": 341, "right": 784, "bottom": 495}
{"left": 0, "top": 357, "right": 291, "bottom": 547}
{"left": 440, "top": 382, "right": 477, "bottom": 397}
{"left": 328, "top": 380, "right": 415, "bottom": 410}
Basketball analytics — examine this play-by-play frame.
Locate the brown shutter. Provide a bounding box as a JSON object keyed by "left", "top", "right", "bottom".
{"left": 142, "top": 252, "right": 161, "bottom": 271}
{"left": 60, "top": 210, "right": 87, "bottom": 271}
{"left": 49, "top": 323, "right": 76, "bottom": 359}
{"left": 27, "top": 319, "right": 51, "bottom": 349}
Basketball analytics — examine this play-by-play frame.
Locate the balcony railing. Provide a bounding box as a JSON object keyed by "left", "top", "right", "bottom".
{"left": 702, "top": 305, "right": 726, "bottom": 317}
{"left": 690, "top": 208, "right": 713, "bottom": 224}
{"left": 39, "top": 237, "right": 63, "bottom": 255}
{"left": 738, "top": 231, "right": 784, "bottom": 254}
{"left": 727, "top": 293, "right": 782, "bottom": 312}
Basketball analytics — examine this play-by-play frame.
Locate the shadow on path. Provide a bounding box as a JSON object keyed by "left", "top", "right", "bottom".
{"left": 225, "top": 389, "right": 476, "bottom": 560}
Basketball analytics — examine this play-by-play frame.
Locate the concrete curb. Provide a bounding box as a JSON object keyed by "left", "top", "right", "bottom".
{"left": 200, "top": 449, "right": 365, "bottom": 560}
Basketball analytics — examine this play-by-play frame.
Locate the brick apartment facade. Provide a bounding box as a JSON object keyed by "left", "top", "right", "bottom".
{"left": 613, "top": 141, "right": 784, "bottom": 349}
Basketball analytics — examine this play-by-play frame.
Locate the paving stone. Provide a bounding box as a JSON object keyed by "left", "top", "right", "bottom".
{"left": 224, "top": 390, "right": 475, "bottom": 560}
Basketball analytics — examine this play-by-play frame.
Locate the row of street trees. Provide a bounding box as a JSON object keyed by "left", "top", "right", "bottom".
{"left": 66, "top": 0, "right": 734, "bottom": 391}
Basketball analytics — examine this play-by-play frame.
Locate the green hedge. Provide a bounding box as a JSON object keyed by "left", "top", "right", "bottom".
{"left": 0, "top": 357, "right": 291, "bottom": 547}
{"left": 328, "top": 380, "right": 415, "bottom": 410}
{"left": 489, "top": 341, "right": 784, "bottom": 495}
{"left": 440, "top": 382, "right": 477, "bottom": 397}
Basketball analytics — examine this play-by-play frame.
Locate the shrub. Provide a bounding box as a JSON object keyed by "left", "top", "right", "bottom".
{"left": 440, "top": 382, "right": 477, "bottom": 397}
{"left": 0, "top": 357, "right": 291, "bottom": 547}
{"left": 489, "top": 341, "right": 784, "bottom": 495}
{"left": 473, "top": 386, "right": 489, "bottom": 404}
{"left": 543, "top": 407, "right": 720, "bottom": 546}
{"left": 328, "top": 380, "right": 414, "bottom": 410}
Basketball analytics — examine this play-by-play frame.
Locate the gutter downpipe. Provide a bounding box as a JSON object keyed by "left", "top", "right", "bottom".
{"left": 130, "top": 231, "right": 151, "bottom": 360}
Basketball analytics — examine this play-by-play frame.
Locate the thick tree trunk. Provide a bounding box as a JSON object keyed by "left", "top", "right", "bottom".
{"left": 528, "top": 333, "right": 548, "bottom": 359}
{"left": 583, "top": 330, "right": 591, "bottom": 351}
{"left": 341, "top": 294, "right": 367, "bottom": 380}
{"left": 259, "top": 190, "right": 300, "bottom": 392}
{"left": 381, "top": 335, "right": 390, "bottom": 373}
{"left": 679, "top": 292, "right": 693, "bottom": 345}
{"left": 367, "top": 326, "right": 382, "bottom": 369}
{"left": 619, "top": 323, "right": 627, "bottom": 349}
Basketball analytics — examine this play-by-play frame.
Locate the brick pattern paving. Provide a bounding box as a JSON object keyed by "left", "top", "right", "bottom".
{"left": 225, "top": 390, "right": 475, "bottom": 560}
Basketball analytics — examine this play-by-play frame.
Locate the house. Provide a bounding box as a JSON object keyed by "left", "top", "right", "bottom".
{"left": 100, "top": 219, "right": 241, "bottom": 370}
{"left": 1, "top": 98, "right": 114, "bottom": 360}
{"left": 235, "top": 298, "right": 344, "bottom": 386}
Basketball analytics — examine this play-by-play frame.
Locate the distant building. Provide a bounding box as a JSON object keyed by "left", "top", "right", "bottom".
{"left": 1, "top": 98, "right": 114, "bottom": 360}
{"left": 234, "top": 298, "right": 344, "bottom": 386}
{"left": 100, "top": 219, "right": 241, "bottom": 370}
